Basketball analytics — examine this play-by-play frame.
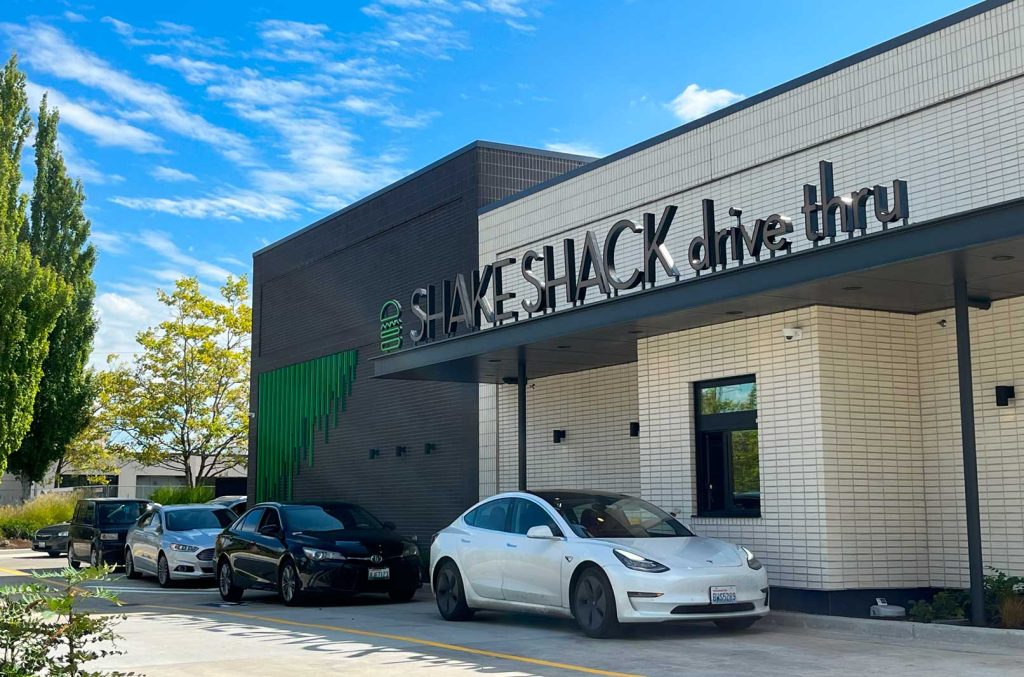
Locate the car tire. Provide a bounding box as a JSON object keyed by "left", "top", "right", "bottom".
{"left": 218, "top": 559, "right": 243, "bottom": 602}
{"left": 67, "top": 548, "right": 81, "bottom": 570}
{"left": 434, "top": 560, "right": 473, "bottom": 621}
{"left": 388, "top": 586, "right": 417, "bottom": 603}
{"left": 157, "top": 553, "right": 173, "bottom": 588}
{"left": 125, "top": 549, "right": 141, "bottom": 579}
{"left": 47, "top": 552, "right": 61, "bottom": 558}
{"left": 279, "top": 560, "right": 303, "bottom": 606}
{"left": 714, "top": 616, "right": 760, "bottom": 631}
{"left": 572, "top": 568, "right": 621, "bottom": 639}
{"left": 89, "top": 544, "right": 101, "bottom": 569}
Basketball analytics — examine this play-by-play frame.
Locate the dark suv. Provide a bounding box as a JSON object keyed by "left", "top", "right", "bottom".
{"left": 68, "top": 498, "right": 151, "bottom": 569}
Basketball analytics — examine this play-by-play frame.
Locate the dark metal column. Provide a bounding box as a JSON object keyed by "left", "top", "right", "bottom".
{"left": 517, "top": 356, "right": 527, "bottom": 491}
{"left": 954, "top": 272, "right": 985, "bottom": 626}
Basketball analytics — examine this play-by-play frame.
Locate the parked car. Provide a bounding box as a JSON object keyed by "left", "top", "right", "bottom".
{"left": 207, "top": 495, "right": 247, "bottom": 517}
{"left": 430, "top": 490, "right": 770, "bottom": 638}
{"left": 32, "top": 522, "right": 69, "bottom": 557}
{"left": 68, "top": 498, "right": 152, "bottom": 569}
{"left": 125, "top": 504, "right": 236, "bottom": 587}
{"left": 215, "top": 502, "right": 421, "bottom": 605}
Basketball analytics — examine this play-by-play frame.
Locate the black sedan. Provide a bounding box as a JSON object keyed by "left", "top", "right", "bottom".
{"left": 214, "top": 502, "right": 422, "bottom": 605}
{"left": 32, "top": 522, "right": 69, "bottom": 557}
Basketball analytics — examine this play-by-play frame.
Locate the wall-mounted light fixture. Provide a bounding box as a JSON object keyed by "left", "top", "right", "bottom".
{"left": 368, "top": 448, "right": 380, "bottom": 459}
{"left": 629, "top": 422, "right": 640, "bottom": 437}
{"left": 996, "top": 385, "right": 1016, "bottom": 407}
{"left": 395, "top": 445, "right": 408, "bottom": 457}
{"left": 552, "top": 430, "right": 566, "bottom": 444}
{"left": 424, "top": 443, "right": 436, "bottom": 455}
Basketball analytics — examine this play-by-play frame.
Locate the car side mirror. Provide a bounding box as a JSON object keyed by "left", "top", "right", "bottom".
{"left": 259, "top": 524, "right": 283, "bottom": 539}
{"left": 526, "top": 525, "right": 559, "bottom": 540}
{"left": 383, "top": 521, "right": 396, "bottom": 531}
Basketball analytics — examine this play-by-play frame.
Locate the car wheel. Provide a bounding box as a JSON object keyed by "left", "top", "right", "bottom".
{"left": 125, "top": 549, "right": 141, "bottom": 579}
{"left": 218, "top": 559, "right": 243, "bottom": 602}
{"left": 89, "top": 544, "right": 101, "bottom": 569}
{"left": 157, "top": 553, "right": 173, "bottom": 588}
{"left": 47, "top": 552, "right": 61, "bottom": 558}
{"left": 389, "top": 585, "right": 417, "bottom": 603}
{"left": 714, "top": 616, "right": 759, "bottom": 631}
{"left": 67, "top": 548, "right": 81, "bottom": 570}
{"left": 279, "top": 560, "right": 303, "bottom": 606}
{"left": 572, "top": 568, "right": 620, "bottom": 639}
{"left": 435, "top": 560, "right": 473, "bottom": 621}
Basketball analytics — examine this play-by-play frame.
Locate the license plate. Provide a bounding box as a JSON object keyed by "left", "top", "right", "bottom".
{"left": 35, "top": 542, "right": 44, "bottom": 548}
{"left": 710, "top": 585, "right": 737, "bottom": 604}
{"left": 368, "top": 567, "right": 390, "bottom": 581}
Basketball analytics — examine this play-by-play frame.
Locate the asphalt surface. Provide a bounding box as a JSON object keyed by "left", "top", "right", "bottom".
{"left": 1, "top": 548, "right": 1021, "bottom": 676}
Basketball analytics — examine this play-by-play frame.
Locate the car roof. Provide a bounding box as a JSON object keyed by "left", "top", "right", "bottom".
{"left": 160, "top": 503, "right": 225, "bottom": 512}
{"left": 527, "top": 489, "right": 632, "bottom": 500}
{"left": 80, "top": 497, "right": 150, "bottom": 503}
{"left": 254, "top": 501, "right": 362, "bottom": 509}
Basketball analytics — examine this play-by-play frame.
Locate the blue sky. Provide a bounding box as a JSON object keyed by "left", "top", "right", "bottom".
{"left": 2, "top": 0, "right": 973, "bottom": 365}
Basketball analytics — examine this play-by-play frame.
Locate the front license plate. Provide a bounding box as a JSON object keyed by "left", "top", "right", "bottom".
{"left": 35, "top": 542, "right": 44, "bottom": 548}
{"left": 368, "top": 567, "right": 390, "bottom": 581}
{"left": 710, "top": 585, "right": 737, "bottom": 604}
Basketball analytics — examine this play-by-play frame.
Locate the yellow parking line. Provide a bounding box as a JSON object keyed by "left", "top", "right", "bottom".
{"left": 145, "top": 604, "right": 642, "bottom": 677}
{"left": 0, "top": 566, "right": 29, "bottom": 577}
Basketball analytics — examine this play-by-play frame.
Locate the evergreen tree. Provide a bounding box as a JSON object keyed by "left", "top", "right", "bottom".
{"left": 8, "top": 95, "right": 97, "bottom": 483}
{"left": 0, "top": 55, "right": 69, "bottom": 472}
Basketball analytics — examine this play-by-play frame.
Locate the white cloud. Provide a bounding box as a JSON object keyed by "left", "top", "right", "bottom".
{"left": 93, "top": 287, "right": 168, "bottom": 367}
{"left": 258, "top": 20, "right": 329, "bottom": 43}
{"left": 667, "top": 83, "right": 744, "bottom": 123}
{"left": 217, "top": 255, "right": 245, "bottom": 267}
{"left": 150, "top": 166, "right": 198, "bottom": 182}
{"left": 339, "top": 95, "right": 438, "bottom": 128}
{"left": 26, "top": 81, "right": 167, "bottom": 154}
{"left": 145, "top": 54, "right": 228, "bottom": 85}
{"left": 59, "top": 136, "right": 125, "bottom": 185}
{"left": 544, "top": 141, "right": 602, "bottom": 158}
{"left": 505, "top": 20, "right": 536, "bottom": 32}
{"left": 136, "top": 230, "right": 235, "bottom": 281}
{"left": 63, "top": 11, "right": 87, "bottom": 23}
{"left": 110, "top": 191, "right": 297, "bottom": 222}
{"left": 90, "top": 230, "right": 129, "bottom": 255}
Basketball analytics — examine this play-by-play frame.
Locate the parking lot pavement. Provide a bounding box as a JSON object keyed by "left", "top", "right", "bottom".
{"left": 2, "top": 549, "right": 1023, "bottom": 677}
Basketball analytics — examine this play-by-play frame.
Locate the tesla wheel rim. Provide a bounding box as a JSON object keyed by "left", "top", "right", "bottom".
{"left": 219, "top": 565, "right": 231, "bottom": 595}
{"left": 282, "top": 566, "right": 295, "bottom": 600}
{"left": 577, "top": 576, "right": 606, "bottom": 629}
{"left": 438, "top": 567, "right": 458, "bottom": 614}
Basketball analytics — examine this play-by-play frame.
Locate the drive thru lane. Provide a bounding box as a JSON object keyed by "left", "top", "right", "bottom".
{"left": 1, "top": 549, "right": 1021, "bottom": 676}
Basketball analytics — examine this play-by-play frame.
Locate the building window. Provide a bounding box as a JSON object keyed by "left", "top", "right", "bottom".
{"left": 695, "top": 375, "right": 760, "bottom": 517}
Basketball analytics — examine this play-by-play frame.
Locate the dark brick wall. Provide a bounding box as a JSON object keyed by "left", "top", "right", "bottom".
{"left": 249, "top": 143, "right": 590, "bottom": 542}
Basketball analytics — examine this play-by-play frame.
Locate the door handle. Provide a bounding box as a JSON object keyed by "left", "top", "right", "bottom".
{"left": 505, "top": 543, "right": 517, "bottom": 548}
{"left": 460, "top": 538, "right": 471, "bottom": 544}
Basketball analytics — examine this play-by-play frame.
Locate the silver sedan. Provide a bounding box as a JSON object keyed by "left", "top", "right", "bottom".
{"left": 125, "top": 504, "right": 235, "bottom": 587}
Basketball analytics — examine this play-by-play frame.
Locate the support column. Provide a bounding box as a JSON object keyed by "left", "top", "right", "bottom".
{"left": 517, "top": 356, "right": 527, "bottom": 491}
{"left": 953, "top": 272, "right": 985, "bottom": 627}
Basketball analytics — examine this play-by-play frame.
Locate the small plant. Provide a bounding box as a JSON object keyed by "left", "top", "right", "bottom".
{"left": 999, "top": 596, "right": 1024, "bottom": 629}
{"left": 908, "top": 599, "right": 934, "bottom": 623}
{"left": 983, "top": 568, "right": 1024, "bottom": 626}
{"left": 0, "top": 565, "right": 132, "bottom": 676}
{"left": 931, "top": 589, "right": 967, "bottom": 620}
{"left": 148, "top": 485, "right": 214, "bottom": 505}
{"left": 0, "top": 492, "right": 79, "bottom": 539}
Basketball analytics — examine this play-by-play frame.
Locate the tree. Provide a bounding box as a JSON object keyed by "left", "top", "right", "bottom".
{"left": 102, "top": 276, "right": 250, "bottom": 486}
{"left": 51, "top": 383, "right": 120, "bottom": 487}
{"left": 0, "top": 55, "right": 69, "bottom": 473}
{"left": 8, "top": 95, "right": 97, "bottom": 485}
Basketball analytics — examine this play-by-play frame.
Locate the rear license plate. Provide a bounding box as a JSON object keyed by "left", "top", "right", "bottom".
{"left": 368, "top": 567, "right": 390, "bottom": 581}
{"left": 35, "top": 542, "right": 44, "bottom": 548}
{"left": 710, "top": 585, "right": 737, "bottom": 604}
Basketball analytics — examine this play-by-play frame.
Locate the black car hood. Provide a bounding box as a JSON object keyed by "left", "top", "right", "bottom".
{"left": 289, "top": 529, "right": 407, "bottom": 558}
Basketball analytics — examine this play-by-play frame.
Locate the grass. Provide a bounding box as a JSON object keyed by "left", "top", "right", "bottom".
{"left": 1001, "top": 596, "right": 1024, "bottom": 629}
{"left": 148, "top": 485, "right": 214, "bottom": 505}
{"left": 0, "top": 492, "right": 79, "bottom": 539}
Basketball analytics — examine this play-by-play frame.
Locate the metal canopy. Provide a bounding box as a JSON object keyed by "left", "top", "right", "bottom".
{"left": 373, "top": 198, "right": 1024, "bottom": 384}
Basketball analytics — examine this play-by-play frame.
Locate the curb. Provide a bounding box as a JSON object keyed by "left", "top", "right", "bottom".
{"left": 765, "top": 611, "right": 1024, "bottom": 651}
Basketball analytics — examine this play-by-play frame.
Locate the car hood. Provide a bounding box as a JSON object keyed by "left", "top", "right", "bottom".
{"left": 36, "top": 522, "right": 70, "bottom": 535}
{"left": 290, "top": 529, "right": 408, "bottom": 558}
{"left": 164, "top": 529, "right": 222, "bottom": 546}
{"left": 595, "top": 536, "right": 744, "bottom": 568}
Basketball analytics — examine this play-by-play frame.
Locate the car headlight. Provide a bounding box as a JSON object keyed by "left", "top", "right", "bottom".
{"left": 741, "top": 546, "right": 763, "bottom": 570}
{"left": 302, "top": 547, "right": 346, "bottom": 561}
{"left": 613, "top": 549, "right": 669, "bottom": 573}
{"left": 169, "top": 543, "right": 199, "bottom": 552}
{"left": 57, "top": 531, "right": 68, "bottom": 537}
{"left": 402, "top": 541, "right": 419, "bottom": 558}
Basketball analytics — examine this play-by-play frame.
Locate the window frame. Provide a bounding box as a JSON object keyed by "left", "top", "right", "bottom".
{"left": 464, "top": 498, "right": 513, "bottom": 533}
{"left": 236, "top": 508, "right": 265, "bottom": 533}
{"left": 509, "top": 498, "right": 563, "bottom": 537}
{"left": 694, "top": 374, "right": 761, "bottom": 518}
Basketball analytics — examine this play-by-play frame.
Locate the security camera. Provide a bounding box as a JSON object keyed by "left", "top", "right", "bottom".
{"left": 782, "top": 327, "right": 803, "bottom": 341}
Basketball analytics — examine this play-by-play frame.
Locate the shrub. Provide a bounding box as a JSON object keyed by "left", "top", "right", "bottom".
{"left": 983, "top": 568, "right": 1024, "bottom": 626}
{"left": 0, "top": 492, "right": 79, "bottom": 539}
{"left": 149, "top": 485, "right": 214, "bottom": 505}
{"left": 931, "top": 590, "right": 967, "bottom": 620}
{"left": 908, "top": 599, "right": 934, "bottom": 623}
{"left": 1000, "top": 596, "right": 1024, "bottom": 629}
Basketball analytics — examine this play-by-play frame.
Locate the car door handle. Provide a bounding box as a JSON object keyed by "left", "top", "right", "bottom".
{"left": 460, "top": 538, "right": 471, "bottom": 544}
{"left": 505, "top": 543, "right": 517, "bottom": 548}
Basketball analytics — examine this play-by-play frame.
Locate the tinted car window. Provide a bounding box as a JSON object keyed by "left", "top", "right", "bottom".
{"left": 237, "top": 508, "right": 265, "bottom": 533}
{"left": 538, "top": 493, "right": 692, "bottom": 539}
{"left": 96, "top": 502, "right": 144, "bottom": 525}
{"left": 82, "top": 502, "right": 95, "bottom": 523}
{"left": 470, "top": 499, "right": 512, "bottom": 532}
{"left": 511, "top": 499, "right": 561, "bottom": 536}
{"left": 283, "top": 505, "right": 383, "bottom": 533}
{"left": 261, "top": 508, "right": 281, "bottom": 530}
{"left": 166, "top": 508, "right": 235, "bottom": 531}
{"left": 136, "top": 512, "right": 153, "bottom": 529}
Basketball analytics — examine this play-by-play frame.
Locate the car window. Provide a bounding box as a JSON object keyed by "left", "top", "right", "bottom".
{"left": 537, "top": 493, "right": 692, "bottom": 539}
{"left": 237, "top": 508, "right": 265, "bottom": 533}
{"left": 468, "top": 499, "right": 512, "bottom": 532}
{"left": 82, "top": 502, "right": 95, "bottom": 523}
{"left": 166, "top": 508, "right": 235, "bottom": 531}
{"left": 282, "top": 505, "right": 383, "bottom": 533}
{"left": 260, "top": 508, "right": 281, "bottom": 531}
{"left": 96, "top": 502, "right": 145, "bottom": 525}
{"left": 136, "top": 512, "right": 153, "bottom": 529}
{"left": 511, "top": 499, "right": 561, "bottom": 536}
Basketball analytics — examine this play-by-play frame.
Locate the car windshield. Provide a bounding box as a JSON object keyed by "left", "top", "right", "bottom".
{"left": 284, "top": 505, "right": 383, "bottom": 533}
{"left": 537, "top": 493, "right": 693, "bottom": 539}
{"left": 165, "top": 508, "right": 235, "bottom": 531}
{"left": 96, "top": 502, "right": 145, "bottom": 525}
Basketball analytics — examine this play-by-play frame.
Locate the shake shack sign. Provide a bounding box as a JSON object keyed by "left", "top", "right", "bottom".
{"left": 396, "top": 161, "right": 908, "bottom": 346}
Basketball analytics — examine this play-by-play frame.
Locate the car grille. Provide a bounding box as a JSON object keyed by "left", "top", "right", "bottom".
{"left": 196, "top": 548, "right": 214, "bottom": 562}
{"left": 671, "top": 602, "right": 755, "bottom": 614}
{"left": 35, "top": 533, "right": 50, "bottom": 540}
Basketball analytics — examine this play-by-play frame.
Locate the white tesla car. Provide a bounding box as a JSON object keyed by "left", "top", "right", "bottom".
{"left": 430, "top": 490, "right": 769, "bottom": 637}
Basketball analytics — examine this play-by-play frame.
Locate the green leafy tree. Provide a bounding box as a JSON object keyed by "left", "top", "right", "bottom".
{"left": 103, "top": 276, "right": 250, "bottom": 486}
{"left": 0, "top": 54, "right": 69, "bottom": 473}
{"left": 52, "top": 389, "right": 120, "bottom": 487}
{"left": 8, "top": 94, "right": 98, "bottom": 485}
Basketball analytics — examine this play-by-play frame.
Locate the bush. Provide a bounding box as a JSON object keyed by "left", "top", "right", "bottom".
{"left": 0, "top": 492, "right": 79, "bottom": 539}
{"left": 149, "top": 485, "right": 214, "bottom": 505}
{"left": 1000, "top": 596, "right": 1024, "bottom": 629}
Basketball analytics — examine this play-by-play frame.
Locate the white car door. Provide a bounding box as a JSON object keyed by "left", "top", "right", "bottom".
{"left": 457, "top": 498, "right": 512, "bottom": 600}
{"left": 501, "top": 498, "right": 565, "bottom": 607}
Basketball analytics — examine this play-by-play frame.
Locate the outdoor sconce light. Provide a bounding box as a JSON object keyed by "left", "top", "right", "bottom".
{"left": 552, "top": 430, "right": 566, "bottom": 444}
{"left": 368, "top": 448, "right": 380, "bottom": 459}
{"left": 630, "top": 422, "right": 640, "bottom": 437}
{"left": 424, "top": 443, "right": 436, "bottom": 455}
{"left": 395, "top": 445, "right": 408, "bottom": 457}
{"left": 995, "top": 385, "right": 1016, "bottom": 407}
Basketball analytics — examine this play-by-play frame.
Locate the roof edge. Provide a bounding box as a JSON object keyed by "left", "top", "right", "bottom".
{"left": 478, "top": 0, "right": 1013, "bottom": 217}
